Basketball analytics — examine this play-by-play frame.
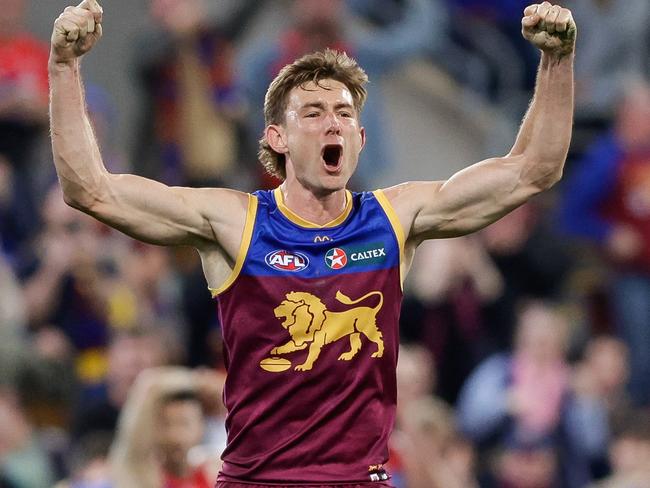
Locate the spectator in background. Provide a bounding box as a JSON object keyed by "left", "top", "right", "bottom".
{"left": 20, "top": 186, "right": 112, "bottom": 354}
{"left": 132, "top": 0, "right": 256, "bottom": 367}
{"left": 0, "top": 0, "right": 49, "bottom": 245}
{"left": 401, "top": 236, "right": 503, "bottom": 403}
{"left": 573, "top": 336, "right": 631, "bottom": 418}
{"left": 567, "top": 0, "right": 650, "bottom": 149}
{"left": 391, "top": 344, "right": 478, "bottom": 488}
{"left": 0, "top": 154, "right": 35, "bottom": 260}
{"left": 442, "top": 0, "right": 538, "bottom": 107}
{"left": 590, "top": 410, "right": 650, "bottom": 488}
{"left": 395, "top": 343, "right": 437, "bottom": 424}
{"left": 0, "top": 388, "right": 56, "bottom": 488}
{"left": 110, "top": 367, "right": 225, "bottom": 488}
{"left": 573, "top": 336, "right": 631, "bottom": 481}
{"left": 72, "top": 327, "right": 172, "bottom": 442}
{"left": 54, "top": 432, "right": 113, "bottom": 488}
{"left": 0, "top": 253, "right": 27, "bottom": 352}
{"left": 238, "top": 0, "right": 441, "bottom": 188}
{"left": 132, "top": 0, "right": 258, "bottom": 187}
{"left": 457, "top": 300, "right": 608, "bottom": 487}
{"left": 559, "top": 79, "right": 650, "bottom": 406}
{"left": 393, "top": 397, "right": 479, "bottom": 488}
{"left": 481, "top": 202, "right": 573, "bottom": 352}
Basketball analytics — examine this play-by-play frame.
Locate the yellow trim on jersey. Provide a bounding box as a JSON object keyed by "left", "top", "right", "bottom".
{"left": 209, "top": 194, "right": 258, "bottom": 297}
{"left": 373, "top": 189, "right": 406, "bottom": 288}
{"left": 273, "top": 187, "right": 353, "bottom": 228}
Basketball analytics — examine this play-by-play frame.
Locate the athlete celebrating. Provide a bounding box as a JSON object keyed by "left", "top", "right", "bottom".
{"left": 49, "top": 1, "right": 576, "bottom": 486}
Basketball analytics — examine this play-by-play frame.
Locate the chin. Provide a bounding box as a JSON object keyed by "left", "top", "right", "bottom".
{"left": 321, "top": 175, "right": 348, "bottom": 191}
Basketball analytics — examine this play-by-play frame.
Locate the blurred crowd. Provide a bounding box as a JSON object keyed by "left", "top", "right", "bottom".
{"left": 1, "top": 0, "right": 650, "bottom": 487}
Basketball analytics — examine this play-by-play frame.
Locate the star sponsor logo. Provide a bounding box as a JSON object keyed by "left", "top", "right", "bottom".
{"left": 325, "top": 242, "right": 387, "bottom": 270}
{"left": 265, "top": 250, "right": 309, "bottom": 272}
{"left": 325, "top": 247, "right": 348, "bottom": 269}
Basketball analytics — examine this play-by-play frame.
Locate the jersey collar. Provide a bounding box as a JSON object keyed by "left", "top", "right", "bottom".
{"left": 273, "top": 187, "right": 353, "bottom": 229}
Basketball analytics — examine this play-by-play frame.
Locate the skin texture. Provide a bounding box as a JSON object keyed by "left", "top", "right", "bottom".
{"left": 49, "top": 1, "right": 575, "bottom": 292}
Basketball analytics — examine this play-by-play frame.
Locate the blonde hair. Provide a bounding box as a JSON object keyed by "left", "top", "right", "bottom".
{"left": 258, "top": 49, "right": 368, "bottom": 180}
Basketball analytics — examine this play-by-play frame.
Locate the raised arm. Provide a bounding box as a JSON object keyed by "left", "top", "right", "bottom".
{"left": 109, "top": 367, "right": 196, "bottom": 488}
{"left": 385, "top": 2, "right": 575, "bottom": 246}
{"left": 48, "top": 0, "right": 247, "bottom": 251}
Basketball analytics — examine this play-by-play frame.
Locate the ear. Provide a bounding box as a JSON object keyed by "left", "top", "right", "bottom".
{"left": 265, "top": 124, "right": 288, "bottom": 154}
{"left": 359, "top": 126, "right": 366, "bottom": 151}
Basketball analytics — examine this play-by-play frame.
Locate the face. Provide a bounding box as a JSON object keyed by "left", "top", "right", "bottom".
{"left": 515, "top": 304, "right": 568, "bottom": 364}
{"left": 397, "top": 346, "right": 435, "bottom": 405}
{"left": 587, "top": 338, "right": 629, "bottom": 392}
{"left": 268, "top": 79, "right": 365, "bottom": 195}
{"left": 107, "top": 335, "right": 167, "bottom": 406}
{"left": 157, "top": 399, "right": 205, "bottom": 475}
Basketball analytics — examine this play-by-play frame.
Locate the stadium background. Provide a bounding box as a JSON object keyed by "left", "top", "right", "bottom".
{"left": 1, "top": 0, "right": 649, "bottom": 487}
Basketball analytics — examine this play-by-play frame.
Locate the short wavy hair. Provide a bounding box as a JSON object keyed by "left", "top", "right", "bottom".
{"left": 258, "top": 49, "right": 368, "bottom": 180}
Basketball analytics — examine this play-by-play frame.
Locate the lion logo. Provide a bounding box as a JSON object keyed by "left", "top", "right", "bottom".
{"left": 269, "top": 290, "right": 384, "bottom": 371}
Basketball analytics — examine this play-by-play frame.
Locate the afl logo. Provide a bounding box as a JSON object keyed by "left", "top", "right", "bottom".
{"left": 325, "top": 248, "right": 348, "bottom": 270}
{"left": 265, "top": 250, "right": 309, "bottom": 272}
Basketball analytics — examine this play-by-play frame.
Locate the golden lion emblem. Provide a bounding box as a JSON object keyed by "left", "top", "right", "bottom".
{"left": 270, "top": 290, "right": 384, "bottom": 371}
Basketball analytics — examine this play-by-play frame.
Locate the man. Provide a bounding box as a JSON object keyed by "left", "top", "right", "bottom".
{"left": 49, "top": 1, "right": 575, "bottom": 486}
{"left": 110, "top": 367, "right": 224, "bottom": 488}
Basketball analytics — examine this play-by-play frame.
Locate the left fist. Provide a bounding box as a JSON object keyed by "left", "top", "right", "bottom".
{"left": 522, "top": 2, "right": 576, "bottom": 56}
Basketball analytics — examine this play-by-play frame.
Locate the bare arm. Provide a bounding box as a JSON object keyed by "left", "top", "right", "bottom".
{"left": 385, "top": 2, "right": 575, "bottom": 244}
{"left": 109, "top": 367, "right": 196, "bottom": 488}
{"left": 48, "top": 0, "right": 246, "bottom": 251}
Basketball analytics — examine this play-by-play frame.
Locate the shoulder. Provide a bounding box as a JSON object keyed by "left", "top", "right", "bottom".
{"left": 378, "top": 181, "right": 444, "bottom": 236}
{"left": 174, "top": 187, "right": 252, "bottom": 235}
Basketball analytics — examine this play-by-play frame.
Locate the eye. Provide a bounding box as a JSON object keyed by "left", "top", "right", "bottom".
{"left": 305, "top": 112, "right": 320, "bottom": 118}
{"left": 339, "top": 111, "right": 353, "bottom": 118}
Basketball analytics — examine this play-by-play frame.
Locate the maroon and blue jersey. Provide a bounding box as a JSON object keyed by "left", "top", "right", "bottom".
{"left": 212, "top": 188, "right": 405, "bottom": 484}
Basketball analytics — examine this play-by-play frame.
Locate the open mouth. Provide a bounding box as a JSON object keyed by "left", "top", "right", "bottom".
{"left": 321, "top": 144, "right": 343, "bottom": 172}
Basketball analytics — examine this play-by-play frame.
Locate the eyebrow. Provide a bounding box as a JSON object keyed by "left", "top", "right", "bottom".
{"left": 300, "top": 102, "right": 355, "bottom": 111}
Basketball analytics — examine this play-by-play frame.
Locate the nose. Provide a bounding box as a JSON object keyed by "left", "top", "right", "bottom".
{"left": 325, "top": 112, "right": 341, "bottom": 135}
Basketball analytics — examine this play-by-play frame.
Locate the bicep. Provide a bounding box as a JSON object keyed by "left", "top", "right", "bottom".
{"left": 393, "top": 155, "right": 539, "bottom": 241}
{"left": 84, "top": 173, "right": 239, "bottom": 247}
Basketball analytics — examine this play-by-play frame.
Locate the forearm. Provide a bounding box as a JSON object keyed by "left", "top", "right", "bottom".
{"left": 509, "top": 51, "right": 574, "bottom": 188}
{"left": 49, "top": 59, "right": 108, "bottom": 209}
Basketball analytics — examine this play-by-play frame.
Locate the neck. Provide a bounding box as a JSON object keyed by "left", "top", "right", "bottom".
{"left": 279, "top": 181, "right": 348, "bottom": 226}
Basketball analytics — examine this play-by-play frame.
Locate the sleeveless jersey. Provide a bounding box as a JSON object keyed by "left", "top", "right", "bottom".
{"left": 211, "top": 188, "right": 405, "bottom": 484}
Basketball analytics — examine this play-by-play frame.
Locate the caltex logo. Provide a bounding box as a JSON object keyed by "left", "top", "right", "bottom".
{"left": 265, "top": 250, "right": 309, "bottom": 272}
{"left": 325, "top": 248, "right": 348, "bottom": 269}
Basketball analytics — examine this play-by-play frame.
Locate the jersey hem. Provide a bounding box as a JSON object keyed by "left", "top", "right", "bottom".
{"left": 216, "top": 475, "right": 392, "bottom": 486}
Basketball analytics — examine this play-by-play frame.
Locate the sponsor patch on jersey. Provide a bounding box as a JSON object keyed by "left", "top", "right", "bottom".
{"left": 325, "top": 247, "right": 348, "bottom": 269}
{"left": 325, "top": 242, "right": 387, "bottom": 270}
{"left": 265, "top": 250, "right": 309, "bottom": 272}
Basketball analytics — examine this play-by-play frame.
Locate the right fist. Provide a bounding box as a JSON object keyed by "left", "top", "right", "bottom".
{"left": 51, "top": 0, "right": 103, "bottom": 65}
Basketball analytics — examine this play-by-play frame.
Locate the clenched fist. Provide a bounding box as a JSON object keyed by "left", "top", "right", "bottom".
{"left": 522, "top": 2, "right": 576, "bottom": 56}
{"left": 50, "top": 0, "right": 103, "bottom": 65}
